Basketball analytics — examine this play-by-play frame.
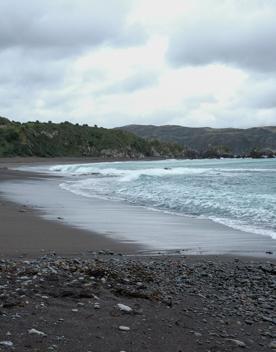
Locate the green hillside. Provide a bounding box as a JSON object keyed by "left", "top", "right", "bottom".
{"left": 0, "top": 117, "right": 186, "bottom": 158}
{"left": 118, "top": 124, "right": 276, "bottom": 157}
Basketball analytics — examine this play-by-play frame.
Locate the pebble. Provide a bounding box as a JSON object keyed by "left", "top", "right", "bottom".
{"left": 117, "top": 303, "right": 133, "bottom": 313}
{"left": 119, "top": 326, "right": 130, "bottom": 331}
{"left": 226, "top": 339, "right": 246, "bottom": 348}
{"left": 269, "top": 340, "right": 276, "bottom": 349}
{"left": 28, "top": 328, "right": 47, "bottom": 337}
{"left": 0, "top": 254, "right": 275, "bottom": 350}
{"left": 0, "top": 341, "right": 13, "bottom": 347}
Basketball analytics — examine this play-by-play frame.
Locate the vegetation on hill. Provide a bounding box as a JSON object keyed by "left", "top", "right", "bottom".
{"left": 119, "top": 124, "right": 276, "bottom": 157}
{"left": 0, "top": 117, "right": 186, "bottom": 158}
{"left": 1, "top": 117, "right": 275, "bottom": 159}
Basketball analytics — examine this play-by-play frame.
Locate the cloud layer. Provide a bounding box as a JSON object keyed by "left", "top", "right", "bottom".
{"left": 0, "top": 0, "right": 275, "bottom": 128}
{"left": 0, "top": 0, "right": 145, "bottom": 52}
{"left": 167, "top": 8, "right": 276, "bottom": 72}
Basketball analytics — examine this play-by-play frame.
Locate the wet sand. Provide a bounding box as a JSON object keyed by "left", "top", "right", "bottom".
{"left": 0, "top": 166, "right": 140, "bottom": 258}
{"left": 1, "top": 159, "right": 276, "bottom": 258}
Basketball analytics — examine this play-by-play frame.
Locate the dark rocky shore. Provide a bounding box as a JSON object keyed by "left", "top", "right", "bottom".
{"left": 0, "top": 253, "right": 275, "bottom": 352}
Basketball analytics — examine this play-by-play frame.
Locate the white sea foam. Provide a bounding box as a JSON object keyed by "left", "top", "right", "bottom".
{"left": 18, "top": 158, "right": 276, "bottom": 241}
{"left": 209, "top": 217, "right": 276, "bottom": 240}
{"left": 49, "top": 163, "right": 276, "bottom": 177}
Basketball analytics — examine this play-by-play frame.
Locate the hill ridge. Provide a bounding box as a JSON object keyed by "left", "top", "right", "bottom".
{"left": 118, "top": 124, "right": 276, "bottom": 156}
{"left": 0, "top": 116, "right": 186, "bottom": 158}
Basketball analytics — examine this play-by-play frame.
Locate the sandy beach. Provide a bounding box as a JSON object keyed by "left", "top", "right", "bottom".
{"left": 0, "top": 158, "right": 275, "bottom": 352}
{"left": 1, "top": 158, "right": 276, "bottom": 258}
{"left": 0, "top": 163, "right": 140, "bottom": 258}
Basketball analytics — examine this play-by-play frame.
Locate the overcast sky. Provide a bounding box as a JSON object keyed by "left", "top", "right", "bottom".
{"left": 0, "top": 0, "right": 276, "bottom": 128}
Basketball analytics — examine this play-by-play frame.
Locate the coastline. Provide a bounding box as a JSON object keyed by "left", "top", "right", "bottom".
{"left": 0, "top": 164, "right": 141, "bottom": 258}
{"left": 1, "top": 158, "right": 276, "bottom": 258}
{"left": 0, "top": 158, "right": 275, "bottom": 352}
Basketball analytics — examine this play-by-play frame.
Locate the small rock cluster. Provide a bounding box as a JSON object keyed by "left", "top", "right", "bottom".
{"left": 0, "top": 253, "right": 275, "bottom": 351}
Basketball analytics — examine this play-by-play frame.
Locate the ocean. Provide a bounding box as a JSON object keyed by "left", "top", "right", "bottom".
{"left": 47, "top": 158, "right": 276, "bottom": 241}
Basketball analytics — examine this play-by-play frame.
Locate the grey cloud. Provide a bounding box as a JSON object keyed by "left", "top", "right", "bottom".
{"left": 97, "top": 71, "right": 159, "bottom": 95}
{"left": 181, "top": 95, "right": 217, "bottom": 110}
{"left": 242, "top": 84, "right": 276, "bottom": 109}
{"left": 0, "top": 50, "right": 66, "bottom": 89}
{"left": 167, "top": 12, "right": 276, "bottom": 72}
{"left": 0, "top": 0, "right": 146, "bottom": 55}
{"left": 0, "top": 49, "right": 68, "bottom": 118}
{"left": 246, "top": 93, "right": 276, "bottom": 110}
{"left": 0, "top": 0, "right": 147, "bottom": 124}
{"left": 211, "top": 108, "right": 276, "bottom": 128}
{"left": 80, "top": 69, "right": 107, "bottom": 84}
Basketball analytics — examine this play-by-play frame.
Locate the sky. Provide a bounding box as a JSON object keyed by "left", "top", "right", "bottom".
{"left": 0, "top": 0, "right": 276, "bottom": 128}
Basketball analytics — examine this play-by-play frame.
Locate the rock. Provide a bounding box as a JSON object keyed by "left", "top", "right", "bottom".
{"left": 0, "top": 341, "right": 13, "bottom": 347}
{"left": 94, "top": 303, "right": 100, "bottom": 309}
{"left": 119, "top": 326, "right": 130, "bottom": 331}
{"left": 226, "top": 339, "right": 246, "bottom": 348}
{"left": 262, "top": 316, "right": 273, "bottom": 322}
{"left": 269, "top": 341, "right": 276, "bottom": 349}
{"left": 0, "top": 253, "right": 275, "bottom": 350}
{"left": 117, "top": 303, "right": 132, "bottom": 313}
{"left": 28, "top": 328, "right": 47, "bottom": 337}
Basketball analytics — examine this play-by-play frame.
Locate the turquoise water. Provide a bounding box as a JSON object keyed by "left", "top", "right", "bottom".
{"left": 49, "top": 158, "right": 276, "bottom": 240}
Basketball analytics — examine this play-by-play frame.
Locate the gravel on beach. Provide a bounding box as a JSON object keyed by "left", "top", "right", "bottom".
{"left": 0, "top": 252, "right": 275, "bottom": 352}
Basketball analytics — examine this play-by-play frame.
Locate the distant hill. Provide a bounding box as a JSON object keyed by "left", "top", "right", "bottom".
{"left": 2, "top": 117, "right": 275, "bottom": 159}
{"left": 118, "top": 124, "right": 276, "bottom": 156}
{"left": 0, "top": 117, "right": 186, "bottom": 158}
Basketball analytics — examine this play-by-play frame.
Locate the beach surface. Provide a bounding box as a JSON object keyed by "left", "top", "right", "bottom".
{"left": 0, "top": 253, "right": 275, "bottom": 352}
{"left": 0, "top": 164, "right": 140, "bottom": 258}
{"left": 0, "top": 158, "right": 275, "bottom": 352}
{"left": 1, "top": 158, "right": 276, "bottom": 258}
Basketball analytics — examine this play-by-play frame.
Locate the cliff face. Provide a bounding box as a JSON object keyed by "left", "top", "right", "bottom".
{"left": 118, "top": 125, "right": 276, "bottom": 155}
{"left": 0, "top": 117, "right": 186, "bottom": 158}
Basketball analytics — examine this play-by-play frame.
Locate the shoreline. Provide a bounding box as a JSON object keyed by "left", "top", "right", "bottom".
{"left": 0, "top": 157, "right": 275, "bottom": 352}
{"left": 0, "top": 157, "right": 276, "bottom": 259}
{"left": 0, "top": 166, "right": 142, "bottom": 258}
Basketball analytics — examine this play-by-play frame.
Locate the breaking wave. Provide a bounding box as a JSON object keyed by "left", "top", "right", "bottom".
{"left": 47, "top": 158, "right": 276, "bottom": 240}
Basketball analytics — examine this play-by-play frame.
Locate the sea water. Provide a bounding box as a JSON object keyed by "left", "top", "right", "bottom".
{"left": 45, "top": 158, "right": 276, "bottom": 240}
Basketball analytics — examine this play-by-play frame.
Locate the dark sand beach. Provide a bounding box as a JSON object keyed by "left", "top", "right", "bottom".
{"left": 0, "top": 165, "right": 140, "bottom": 258}
{"left": 0, "top": 158, "right": 275, "bottom": 352}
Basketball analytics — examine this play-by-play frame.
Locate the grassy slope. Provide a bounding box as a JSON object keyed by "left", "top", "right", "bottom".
{"left": 0, "top": 117, "right": 185, "bottom": 158}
